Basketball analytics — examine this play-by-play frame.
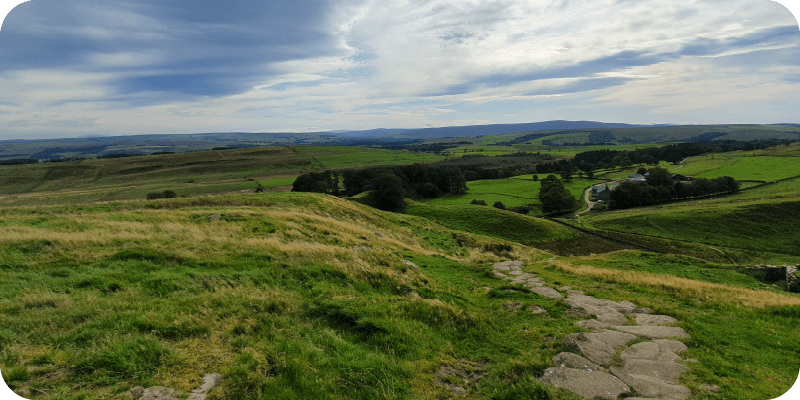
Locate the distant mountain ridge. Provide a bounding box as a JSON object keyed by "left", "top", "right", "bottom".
{"left": 356, "top": 120, "right": 662, "bottom": 139}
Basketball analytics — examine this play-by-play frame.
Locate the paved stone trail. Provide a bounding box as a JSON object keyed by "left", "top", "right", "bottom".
{"left": 492, "top": 261, "right": 700, "bottom": 400}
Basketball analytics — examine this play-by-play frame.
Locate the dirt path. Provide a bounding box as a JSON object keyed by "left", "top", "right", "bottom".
{"left": 575, "top": 186, "right": 597, "bottom": 216}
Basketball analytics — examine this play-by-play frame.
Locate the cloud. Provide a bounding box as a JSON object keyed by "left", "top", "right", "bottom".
{"left": 0, "top": 0, "right": 798, "bottom": 138}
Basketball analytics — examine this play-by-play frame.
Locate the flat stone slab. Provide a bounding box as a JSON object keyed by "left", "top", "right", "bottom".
{"left": 552, "top": 352, "right": 602, "bottom": 372}
{"left": 634, "top": 314, "right": 678, "bottom": 326}
{"left": 653, "top": 339, "right": 689, "bottom": 355}
{"left": 564, "top": 333, "right": 617, "bottom": 366}
{"left": 494, "top": 265, "right": 511, "bottom": 271}
{"left": 566, "top": 295, "right": 637, "bottom": 314}
{"left": 524, "top": 282, "right": 544, "bottom": 288}
{"left": 531, "top": 287, "right": 563, "bottom": 299}
{"left": 493, "top": 260, "right": 524, "bottom": 270}
{"left": 585, "top": 330, "right": 638, "bottom": 349}
{"left": 509, "top": 270, "right": 524, "bottom": 276}
{"left": 540, "top": 367, "right": 630, "bottom": 399}
{"left": 597, "top": 310, "right": 628, "bottom": 327}
{"left": 611, "top": 367, "right": 691, "bottom": 400}
{"left": 566, "top": 289, "right": 585, "bottom": 295}
{"left": 529, "top": 305, "right": 547, "bottom": 314}
{"left": 612, "top": 325, "right": 690, "bottom": 339}
{"left": 576, "top": 319, "right": 606, "bottom": 330}
{"left": 624, "top": 359, "right": 687, "bottom": 384}
{"left": 492, "top": 271, "right": 507, "bottom": 278}
{"left": 621, "top": 342, "right": 683, "bottom": 363}
{"left": 188, "top": 374, "right": 223, "bottom": 400}
{"left": 558, "top": 286, "right": 571, "bottom": 291}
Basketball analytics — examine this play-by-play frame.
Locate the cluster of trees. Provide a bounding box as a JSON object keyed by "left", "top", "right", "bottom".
{"left": 0, "top": 158, "right": 39, "bottom": 165}
{"left": 538, "top": 175, "right": 580, "bottom": 214}
{"left": 292, "top": 164, "right": 468, "bottom": 212}
{"left": 610, "top": 167, "right": 739, "bottom": 209}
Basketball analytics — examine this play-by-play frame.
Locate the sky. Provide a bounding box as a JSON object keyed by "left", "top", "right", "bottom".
{"left": 0, "top": 0, "right": 799, "bottom": 140}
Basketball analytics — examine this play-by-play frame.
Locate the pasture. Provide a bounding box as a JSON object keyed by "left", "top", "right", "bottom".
{"left": 418, "top": 175, "right": 595, "bottom": 215}
{"left": 0, "top": 146, "right": 444, "bottom": 207}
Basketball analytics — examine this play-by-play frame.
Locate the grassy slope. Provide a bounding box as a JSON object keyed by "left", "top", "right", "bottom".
{"left": 1, "top": 193, "right": 799, "bottom": 400}
{"left": 404, "top": 200, "right": 576, "bottom": 244}
{"left": 0, "top": 146, "right": 444, "bottom": 207}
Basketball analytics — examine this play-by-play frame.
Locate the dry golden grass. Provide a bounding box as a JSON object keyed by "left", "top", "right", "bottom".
{"left": 551, "top": 260, "right": 800, "bottom": 308}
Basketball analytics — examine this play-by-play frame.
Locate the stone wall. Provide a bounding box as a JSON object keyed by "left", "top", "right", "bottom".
{"left": 787, "top": 265, "right": 799, "bottom": 293}
{"left": 741, "top": 265, "right": 800, "bottom": 293}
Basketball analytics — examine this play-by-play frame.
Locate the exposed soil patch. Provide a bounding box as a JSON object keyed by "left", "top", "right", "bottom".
{"left": 434, "top": 359, "right": 485, "bottom": 397}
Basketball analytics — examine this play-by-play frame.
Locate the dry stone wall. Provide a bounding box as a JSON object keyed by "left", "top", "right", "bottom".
{"left": 741, "top": 265, "right": 800, "bottom": 293}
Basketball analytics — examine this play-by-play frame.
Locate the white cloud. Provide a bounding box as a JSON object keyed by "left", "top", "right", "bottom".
{"left": 1, "top": 0, "right": 798, "bottom": 139}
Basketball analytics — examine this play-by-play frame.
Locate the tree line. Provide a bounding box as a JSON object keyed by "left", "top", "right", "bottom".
{"left": 609, "top": 167, "right": 739, "bottom": 209}
{"left": 292, "top": 164, "right": 468, "bottom": 212}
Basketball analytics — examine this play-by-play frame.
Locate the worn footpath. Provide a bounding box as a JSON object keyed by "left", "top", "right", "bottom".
{"left": 492, "top": 260, "right": 717, "bottom": 400}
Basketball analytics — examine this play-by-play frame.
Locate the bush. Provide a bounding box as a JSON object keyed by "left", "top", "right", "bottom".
{"left": 493, "top": 201, "right": 506, "bottom": 210}
{"left": 509, "top": 206, "right": 530, "bottom": 215}
{"left": 470, "top": 199, "right": 487, "bottom": 206}
{"left": 146, "top": 190, "right": 178, "bottom": 200}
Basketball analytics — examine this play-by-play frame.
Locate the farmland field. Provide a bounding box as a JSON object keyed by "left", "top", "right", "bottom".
{"left": 419, "top": 175, "right": 596, "bottom": 215}
{"left": 694, "top": 156, "right": 800, "bottom": 181}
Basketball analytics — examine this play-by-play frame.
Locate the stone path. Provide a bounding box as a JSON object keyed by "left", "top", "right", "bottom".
{"left": 130, "top": 373, "right": 222, "bottom": 400}
{"left": 492, "top": 261, "right": 699, "bottom": 400}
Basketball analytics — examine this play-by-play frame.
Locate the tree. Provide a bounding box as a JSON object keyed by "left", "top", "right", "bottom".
{"left": 645, "top": 167, "right": 674, "bottom": 187}
{"left": 538, "top": 175, "right": 578, "bottom": 213}
{"left": 666, "top": 153, "right": 683, "bottom": 165}
{"left": 370, "top": 172, "right": 406, "bottom": 212}
{"left": 493, "top": 201, "right": 506, "bottom": 210}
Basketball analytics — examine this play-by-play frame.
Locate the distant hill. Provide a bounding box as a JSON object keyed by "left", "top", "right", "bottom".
{"left": 356, "top": 120, "right": 659, "bottom": 139}
{"left": 2, "top": 121, "right": 799, "bottom": 160}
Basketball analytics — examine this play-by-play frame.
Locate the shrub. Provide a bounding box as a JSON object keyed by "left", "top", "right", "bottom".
{"left": 493, "top": 201, "right": 506, "bottom": 210}
{"left": 509, "top": 206, "right": 530, "bottom": 215}
{"left": 470, "top": 199, "right": 487, "bottom": 206}
{"left": 146, "top": 190, "right": 178, "bottom": 200}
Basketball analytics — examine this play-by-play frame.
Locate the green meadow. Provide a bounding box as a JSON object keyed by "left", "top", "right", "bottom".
{"left": 418, "top": 175, "right": 596, "bottom": 215}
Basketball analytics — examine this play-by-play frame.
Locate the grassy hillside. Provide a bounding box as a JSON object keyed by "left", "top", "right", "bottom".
{"left": 1, "top": 192, "right": 799, "bottom": 400}
{"left": 404, "top": 200, "right": 577, "bottom": 244}
{"left": 0, "top": 146, "right": 443, "bottom": 207}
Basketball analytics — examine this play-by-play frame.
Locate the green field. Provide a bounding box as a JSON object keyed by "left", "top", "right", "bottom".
{"left": 694, "top": 156, "right": 800, "bottom": 181}
{"left": 418, "top": 175, "right": 596, "bottom": 215}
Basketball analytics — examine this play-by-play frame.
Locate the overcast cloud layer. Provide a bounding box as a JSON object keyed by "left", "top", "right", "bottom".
{"left": 0, "top": 0, "right": 799, "bottom": 139}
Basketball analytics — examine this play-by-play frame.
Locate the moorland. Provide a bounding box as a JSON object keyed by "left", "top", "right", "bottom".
{"left": 1, "top": 123, "right": 799, "bottom": 400}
